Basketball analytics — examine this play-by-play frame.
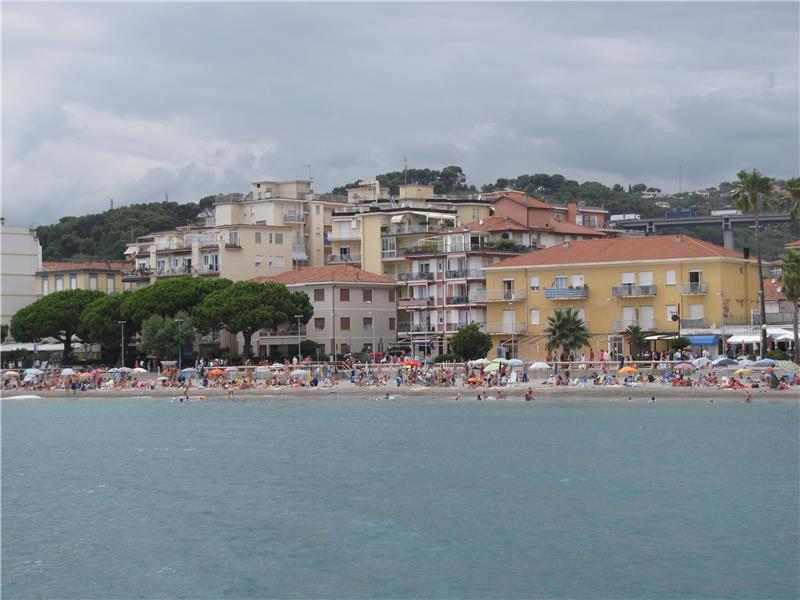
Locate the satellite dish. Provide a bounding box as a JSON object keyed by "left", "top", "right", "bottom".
{"left": 671, "top": 314, "right": 679, "bottom": 322}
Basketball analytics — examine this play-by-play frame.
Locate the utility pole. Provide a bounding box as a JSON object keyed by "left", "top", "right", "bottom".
{"left": 118, "top": 321, "right": 126, "bottom": 367}
{"left": 294, "top": 314, "right": 303, "bottom": 361}
{"left": 175, "top": 318, "right": 184, "bottom": 371}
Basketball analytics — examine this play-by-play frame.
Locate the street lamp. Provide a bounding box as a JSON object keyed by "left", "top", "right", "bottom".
{"left": 118, "top": 320, "right": 126, "bottom": 367}
{"left": 508, "top": 300, "right": 515, "bottom": 359}
{"left": 175, "top": 318, "right": 184, "bottom": 371}
{"left": 366, "top": 301, "right": 376, "bottom": 362}
{"left": 294, "top": 314, "right": 303, "bottom": 361}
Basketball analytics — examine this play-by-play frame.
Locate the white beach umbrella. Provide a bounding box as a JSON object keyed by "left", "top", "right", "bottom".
{"left": 290, "top": 369, "right": 308, "bottom": 379}
{"left": 60, "top": 368, "right": 76, "bottom": 376}
{"left": 528, "top": 362, "right": 551, "bottom": 370}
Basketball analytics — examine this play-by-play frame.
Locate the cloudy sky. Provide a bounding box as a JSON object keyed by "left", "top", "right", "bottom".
{"left": 3, "top": 2, "right": 798, "bottom": 226}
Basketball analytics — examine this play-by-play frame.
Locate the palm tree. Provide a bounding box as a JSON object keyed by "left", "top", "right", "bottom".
{"left": 783, "top": 177, "right": 800, "bottom": 222}
{"left": 624, "top": 324, "right": 645, "bottom": 359}
{"left": 778, "top": 249, "right": 800, "bottom": 363}
{"left": 731, "top": 169, "right": 774, "bottom": 358}
{"left": 545, "top": 308, "right": 590, "bottom": 362}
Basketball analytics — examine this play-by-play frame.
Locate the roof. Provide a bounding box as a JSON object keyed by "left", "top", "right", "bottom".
{"left": 40, "top": 260, "right": 128, "bottom": 272}
{"left": 254, "top": 264, "right": 397, "bottom": 286}
{"left": 785, "top": 239, "right": 800, "bottom": 249}
{"left": 535, "top": 218, "right": 606, "bottom": 237}
{"left": 455, "top": 216, "right": 528, "bottom": 233}
{"left": 764, "top": 279, "right": 787, "bottom": 302}
{"left": 488, "top": 191, "right": 552, "bottom": 210}
{"left": 485, "top": 235, "right": 746, "bottom": 269}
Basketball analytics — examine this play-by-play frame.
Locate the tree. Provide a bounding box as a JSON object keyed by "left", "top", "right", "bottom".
{"left": 624, "top": 325, "right": 646, "bottom": 358}
{"left": 193, "top": 281, "right": 313, "bottom": 360}
{"left": 10, "top": 289, "right": 105, "bottom": 363}
{"left": 79, "top": 292, "right": 132, "bottom": 365}
{"left": 778, "top": 249, "right": 800, "bottom": 363}
{"left": 732, "top": 169, "right": 774, "bottom": 357}
{"left": 450, "top": 323, "right": 492, "bottom": 360}
{"left": 782, "top": 177, "right": 800, "bottom": 222}
{"left": 0, "top": 324, "right": 8, "bottom": 342}
{"left": 545, "top": 309, "right": 590, "bottom": 359}
{"left": 140, "top": 312, "right": 195, "bottom": 361}
{"left": 669, "top": 336, "right": 691, "bottom": 351}
{"left": 120, "top": 276, "right": 231, "bottom": 330}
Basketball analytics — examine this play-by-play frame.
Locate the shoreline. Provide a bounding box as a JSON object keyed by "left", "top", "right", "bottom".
{"left": 2, "top": 384, "right": 797, "bottom": 402}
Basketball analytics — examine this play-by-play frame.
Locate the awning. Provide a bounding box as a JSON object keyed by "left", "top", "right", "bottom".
{"left": 644, "top": 334, "right": 677, "bottom": 341}
{"left": 687, "top": 335, "right": 717, "bottom": 346}
{"left": 390, "top": 215, "right": 404, "bottom": 223}
{"left": 726, "top": 334, "right": 761, "bottom": 344}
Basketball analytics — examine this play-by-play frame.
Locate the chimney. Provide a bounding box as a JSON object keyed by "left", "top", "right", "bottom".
{"left": 566, "top": 201, "right": 578, "bottom": 225}
{"left": 743, "top": 247, "right": 750, "bottom": 259}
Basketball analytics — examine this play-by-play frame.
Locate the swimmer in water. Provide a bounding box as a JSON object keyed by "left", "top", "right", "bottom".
{"left": 384, "top": 393, "right": 390, "bottom": 400}
{"left": 649, "top": 396, "right": 656, "bottom": 403}
{"left": 454, "top": 393, "right": 461, "bottom": 401}
{"left": 745, "top": 390, "right": 752, "bottom": 403}
{"left": 476, "top": 393, "right": 483, "bottom": 401}
{"left": 524, "top": 388, "right": 533, "bottom": 401}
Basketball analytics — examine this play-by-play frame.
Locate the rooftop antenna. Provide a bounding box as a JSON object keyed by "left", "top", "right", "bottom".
{"left": 110, "top": 198, "right": 114, "bottom": 210}
{"left": 305, "top": 164, "right": 313, "bottom": 182}
{"left": 678, "top": 163, "right": 682, "bottom": 194}
{"left": 403, "top": 156, "right": 408, "bottom": 185}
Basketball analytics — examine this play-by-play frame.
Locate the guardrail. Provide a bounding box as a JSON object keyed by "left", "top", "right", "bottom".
{"left": 680, "top": 318, "right": 708, "bottom": 328}
{"left": 544, "top": 287, "right": 589, "bottom": 300}
{"left": 398, "top": 297, "right": 433, "bottom": 308}
{"left": 327, "top": 254, "right": 360, "bottom": 264}
{"left": 611, "top": 284, "right": 657, "bottom": 297}
{"left": 485, "top": 290, "right": 521, "bottom": 302}
{"left": 679, "top": 282, "right": 708, "bottom": 295}
{"left": 485, "top": 321, "right": 528, "bottom": 334}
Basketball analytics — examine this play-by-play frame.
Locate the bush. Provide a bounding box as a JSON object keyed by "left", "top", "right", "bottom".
{"left": 434, "top": 353, "right": 457, "bottom": 363}
{"left": 669, "top": 336, "right": 691, "bottom": 350}
{"left": 766, "top": 349, "right": 789, "bottom": 360}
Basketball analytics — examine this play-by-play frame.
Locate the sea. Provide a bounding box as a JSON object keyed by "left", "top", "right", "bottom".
{"left": 2, "top": 395, "right": 798, "bottom": 599}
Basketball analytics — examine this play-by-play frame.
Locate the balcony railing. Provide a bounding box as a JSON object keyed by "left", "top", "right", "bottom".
{"left": 468, "top": 291, "right": 487, "bottom": 303}
{"left": 398, "top": 272, "right": 434, "bottom": 281}
{"left": 381, "top": 248, "right": 409, "bottom": 260}
{"left": 121, "top": 268, "right": 151, "bottom": 281}
{"left": 156, "top": 266, "right": 191, "bottom": 277}
{"left": 680, "top": 318, "right": 708, "bottom": 328}
{"left": 613, "top": 318, "right": 657, "bottom": 332}
{"left": 750, "top": 312, "right": 795, "bottom": 325}
{"left": 327, "top": 231, "right": 360, "bottom": 241}
{"left": 397, "top": 323, "right": 437, "bottom": 333}
{"left": 327, "top": 254, "right": 360, "bottom": 264}
{"left": 544, "top": 287, "right": 589, "bottom": 300}
{"left": 195, "top": 264, "right": 219, "bottom": 275}
{"left": 383, "top": 224, "right": 433, "bottom": 236}
{"left": 486, "top": 321, "right": 528, "bottom": 334}
{"left": 283, "top": 213, "right": 305, "bottom": 223}
{"left": 446, "top": 295, "right": 469, "bottom": 305}
{"left": 611, "top": 284, "right": 657, "bottom": 297}
{"left": 679, "top": 282, "right": 708, "bottom": 295}
{"left": 485, "top": 290, "right": 521, "bottom": 302}
{"left": 258, "top": 325, "right": 307, "bottom": 338}
{"left": 445, "top": 322, "right": 486, "bottom": 332}
{"left": 398, "top": 297, "right": 433, "bottom": 308}
{"left": 445, "top": 268, "right": 484, "bottom": 279}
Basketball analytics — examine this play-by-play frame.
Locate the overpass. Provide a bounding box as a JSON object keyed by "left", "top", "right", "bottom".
{"left": 612, "top": 213, "right": 796, "bottom": 249}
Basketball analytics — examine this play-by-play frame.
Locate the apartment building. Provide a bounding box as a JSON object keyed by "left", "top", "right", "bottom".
{"left": 485, "top": 190, "right": 609, "bottom": 230}
{"left": 253, "top": 265, "right": 399, "bottom": 358}
{"left": 483, "top": 235, "right": 760, "bottom": 359}
{"left": 37, "top": 260, "right": 128, "bottom": 295}
{"left": 0, "top": 220, "right": 42, "bottom": 325}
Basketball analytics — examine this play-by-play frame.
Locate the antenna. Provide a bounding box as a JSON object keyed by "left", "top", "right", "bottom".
{"left": 110, "top": 198, "right": 114, "bottom": 210}
{"left": 403, "top": 156, "right": 408, "bottom": 185}
{"left": 305, "top": 164, "right": 313, "bottom": 182}
{"left": 678, "top": 164, "right": 682, "bottom": 194}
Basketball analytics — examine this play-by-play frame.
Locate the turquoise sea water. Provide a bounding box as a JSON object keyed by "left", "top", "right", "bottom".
{"left": 2, "top": 396, "right": 798, "bottom": 599}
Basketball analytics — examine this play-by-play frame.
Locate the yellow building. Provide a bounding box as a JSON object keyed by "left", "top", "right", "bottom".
{"left": 37, "top": 260, "right": 128, "bottom": 295}
{"left": 483, "top": 235, "right": 760, "bottom": 360}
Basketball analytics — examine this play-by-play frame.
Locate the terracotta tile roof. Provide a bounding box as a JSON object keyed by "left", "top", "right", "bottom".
{"left": 253, "top": 264, "right": 397, "bottom": 285}
{"left": 41, "top": 260, "right": 128, "bottom": 272}
{"left": 487, "top": 191, "right": 552, "bottom": 210}
{"left": 485, "top": 235, "right": 745, "bottom": 269}
{"left": 534, "top": 218, "right": 606, "bottom": 237}
{"left": 455, "top": 216, "right": 529, "bottom": 232}
{"left": 785, "top": 239, "right": 800, "bottom": 249}
{"left": 764, "top": 279, "right": 786, "bottom": 302}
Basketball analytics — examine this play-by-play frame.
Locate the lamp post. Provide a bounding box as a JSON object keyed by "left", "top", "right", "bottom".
{"left": 761, "top": 323, "right": 768, "bottom": 358}
{"left": 118, "top": 320, "right": 126, "bottom": 367}
{"left": 366, "top": 301, "right": 376, "bottom": 362}
{"left": 175, "top": 318, "right": 184, "bottom": 371}
{"left": 294, "top": 314, "right": 303, "bottom": 361}
{"left": 508, "top": 301, "right": 515, "bottom": 359}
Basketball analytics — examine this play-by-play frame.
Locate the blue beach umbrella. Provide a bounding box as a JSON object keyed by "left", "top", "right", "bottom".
{"left": 754, "top": 358, "right": 776, "bottom": 367}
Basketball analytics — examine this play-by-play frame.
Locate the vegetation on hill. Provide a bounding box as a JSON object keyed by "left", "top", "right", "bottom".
{"left": 332, "top": 165, "right": 476, "bottom": 196}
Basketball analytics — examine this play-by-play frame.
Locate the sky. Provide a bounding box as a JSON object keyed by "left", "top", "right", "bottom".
{"left": 2, "top": 2, "right": 798, "bottom": 226}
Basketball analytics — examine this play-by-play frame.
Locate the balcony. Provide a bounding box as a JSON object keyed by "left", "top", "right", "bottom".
{"left": 751, "top": 312, "right": 795, "bottom": 325}
{"left": 446, "top": 295, "right": 469, "bottom": 305}
{"left": 445, "top": 268, "right": 484, "bottom": 279}
{"left": 283, "top": 213, "right": 305, "bottom": 223}
{"left": 446, "top": 321, "right": 486, "bottom": 332}
{"left": 381, "top": 248, "right": 409, "bottom": 260}
{"left": 680, "top": 318, "right": 708, "bottom": 329}
{"left": 258, "top": 324, "right": 307, "bottom": 338}
{"left": 398, "top": 272, "right": 434, "bottom": 282}
{"left": 292, "top": 244, "right": 308, "bottom": 261}
{"left": 398, "top": 297, "right": 433, "bottom": 309}
{"left": 613, "top": 319, "right": 657, "bottom": 332}
{"left": 611, "top": 284, "right": 657, "bottom": 298}
{"left": 382, "top": 224, "right": 433, "bottom": 236}
{"left": 397, "top": 323, "right": 437, "bottom": 333}
{"left": 468, "top": 291, "right": 487, "bottom": 303}
{"left": 155, "top": 266, "right": 191, "bottom": 277}
{"left": 121, "top": 268, "right": 151, "bottom": 281}
{"left": 225, "top": 242, "right": 242, "bottom": 249}
{"left": 327, "top": 231, "right": 360, "bottom": 241}
{"left": 327, "top": 254, "right": 361, "bottom": 264}
{"left": 195, "top": 264, "right": 220, "bottom": 275}
{"left": 486, "top": 321, "right": 528, "bottom": 334}
{"left": 485, "top": 290, "right": 522, "bottom": 302}
{"left": 544, "top": 287, "right": 589, "bottom": 300}
{"left": 679, "top": 282, "right": 708, "bottom": 295}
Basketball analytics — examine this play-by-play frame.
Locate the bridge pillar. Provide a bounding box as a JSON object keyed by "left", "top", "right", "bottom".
{"left": 645, "top": 222, "right": 657, "bottom": 236}
{"left": 722, "top": 218, "right": 734, "bottom": 250}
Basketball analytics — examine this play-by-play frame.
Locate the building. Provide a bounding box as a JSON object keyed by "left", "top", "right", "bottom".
{"left": 1, "top": 220, "right": 42, "bottom": 326}
{"left": 37, "top": 260, "right": 128, "bottom": 295}
{"left": 252, "top": 264, "right": 399, "bottom": 358}
{"left": 484, "top": 191, "right": 608, "bottom": 230}
{"left": 483, "top": 235, "right": 760, "bottom": 360}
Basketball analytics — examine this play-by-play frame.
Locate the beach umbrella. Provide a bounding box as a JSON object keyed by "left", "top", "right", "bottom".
{"left": 754, "top": 358, "right": 777, "bottom": 367}
{"left": 528, "top": 361, "right": 551, "bottom": 370}
{"left": 60, "top": 368, "right": 76, "bottom": 376}
{"left": 471, "top": 358, "right": 491, "bottom": 366}
{"left": 492, "top": 357, "right": 510, "bottom": 365}
{"left": 404, "top": 359, "right": 422, "bottom": 367}
{"left": 224, "top": 366, "right": 239, "bottom": 373}
{"left": 181, "top": 367, "right": 198, "bottom": 376}
{"left": 674, "top": 362, "right": 696, "bottom": 371}
{"left": 24, "top": 368, "right": 43, "bottom": 376}
{"left": 107, "top": 367, "right": 119, "bottom": 373}
{"left": 712, "top": 357, "right": 739, "bottom": 367}
{"left": 508, "top": 358, "right": 524, "bottom": 367}
{"left": 466, "top": 377, "right": 481, "bottom": 384}
{"left": 208, "top": 368, "right": 226, "bottom": 377}
{"left": 79, "top": 372, "right": 93, "bottom": 379}
{"left": 2, "top": 371, "right": 20, "bottom": 379}
{"left": 290, "top": 369, "right": 308, "bottom": 379}
{"left": 118, "top": 366, "right": 134, "bottom": 373}
{"left": 692, "top": 357, "right": 710, "bottom": 368}
{"left": 483, "top": 363, "right": 501, "bottom": 372}
{"left": 738, "top": 359, "right": 756, "bottom": 367}
{"left": 733, "top": 368, "right": 752, "bottom": 376}
{"left": 775, "top": 360, "right": 800, "bottom": 373}
{"left": 618, "top": 366, "right": 638, "bottom": 374}
{"left": 269, "top": 363, "right": 285, "bottom": 370}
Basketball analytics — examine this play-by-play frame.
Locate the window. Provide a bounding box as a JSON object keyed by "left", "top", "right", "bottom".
{"left": 340, "top": 343, "right": 350, "bottom": 354}
{"left": 314, "top": 317, "right": 325, "bottom": 331}
{"left": 156, "top": 259, "right": 165, "bottom": 272}
{"left": 123, "top": 281, "right": 132, "bottom": 291}
{"left": 571, "top": 274, "right": 584, "bottom": 288}
{"left": 665, "top": 270, "right": 676, "bottom": 285}
{"left": 363, "top": 317, "right": 373, "bottom": 331}
{"left": 362, "top": 289, "right": 372, "bottom": 302}
{"left": 553, "top": 276, "right": 567, "bottom": 289}
{"left": 274, "top": 256, "right": 285, "bottom": 268}
{"left": 315, "top": 205, "right": 320, "bottom": 215}
{"left": 268, "top": 233, "right": 273, "bottom": 244}
{"left": 255, "top": 232, "right": 262, "bottom": 243}
{"left": 388, "top": 289, "right": 395, "bottom": 302}
{"left": 340, "top": 317, "right": 350, "bottom": 330}
{"left": 42, "top": 277, "right": 49, "bottom": 295}
{"left": 389, "top": 317, "right": 396, "bottom": 331}
{"left": 275, "top": 233, "right": 284, "bottom": 244}
{"left": 639, "top": 272, "right": 654, "bottom": 286}
{"left": 228, "top": 231, "right": 239, "bottom": 246}
{"left": 621, "top": 272, "right": 635, "bottom": 285}
{"left": 530, "top": 309, "right": 540, "bottom": 325}
{"left": 340, "top": 288, "right": 350, "bottom": 302}
{"left": 255, "top": 254, "right": 262, "bottom": 267}
{"left": 314, "top": 288, "right": 325, "bottom": 301}
{"left": 666, "top": 304, "right": 678, "bottom": 320}
{"left": 529, "top": 276, "right": 540, "bottom": 291}
{"left": 69, "top": 274, "right": 78, "bottom": 289}
{"left": 689, "top": 270, "right": 702, "bottom": 283}
{"left": 89, "top": 274, "right": 98, "bottom": 290}
{"left": 106, "top": 276, "right": 115, "bottom": 293}
{"left": 55, "top": 275, "right": 64, "bottom": 291}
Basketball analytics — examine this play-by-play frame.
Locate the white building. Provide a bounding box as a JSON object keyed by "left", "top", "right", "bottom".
{"left": 0, "top": 219, "right": 42, "bottom": 326}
